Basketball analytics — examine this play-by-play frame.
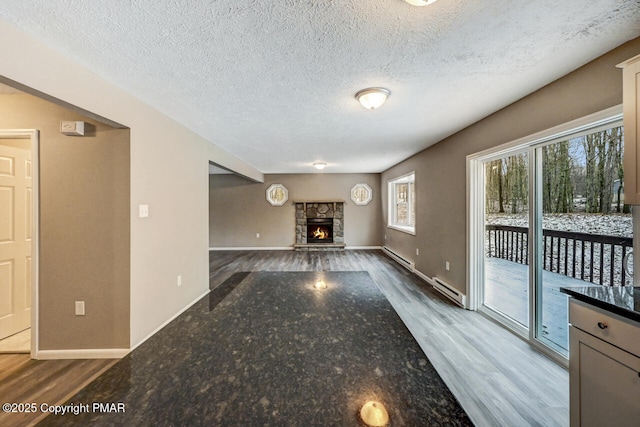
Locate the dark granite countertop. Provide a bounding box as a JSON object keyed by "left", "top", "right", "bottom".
{"left": 560, "top": 285, "right": 640, "bottom": 323}
{"left": 38, "top": 271, "right": 471, "bottom": 426}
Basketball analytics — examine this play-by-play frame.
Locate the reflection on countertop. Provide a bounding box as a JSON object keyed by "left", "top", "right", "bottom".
{"left": 560, "top": 285, "right": 640, "bottom": 322}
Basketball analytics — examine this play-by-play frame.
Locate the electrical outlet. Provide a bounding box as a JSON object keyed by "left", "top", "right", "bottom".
{"left": 416, "top": 248, "right": 419, "bottom": 255}
{"left": 446, "top": 261, "right": 450, "bottom": 271}
{"left": 256, "top": 233, "right": 260, "bottom": 238}
{"left": 139, "top": 204, "right": 149, "bottom": 218}
{"left": 177, "top": 275, "right": 182, "bottom": 287}
{"left": 75, "top": 301, "right": 85, "bottom": 316}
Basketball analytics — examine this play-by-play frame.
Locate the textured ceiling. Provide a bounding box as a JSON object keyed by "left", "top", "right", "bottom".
{"left": 1, "top": 1, "right": 639, "bottom": 173}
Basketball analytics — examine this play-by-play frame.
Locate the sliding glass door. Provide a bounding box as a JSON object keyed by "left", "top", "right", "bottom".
{"left": 483, "top": 151, "right": 530, "bottom": 335}
{"left": 472, "top": 110, "right": 630, "bottom": 362}
{"left": 534, "top": 125, "right": 630, "bottom": 357}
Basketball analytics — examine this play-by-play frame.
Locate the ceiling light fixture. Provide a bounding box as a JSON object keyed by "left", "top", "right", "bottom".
{"left": 313, "top": 162, "right": 327, "bottom": 170}
{"left": 355, "top": 88, "right": 390, "bottom": 110}
{"left": 404, "top": 0, "right": 438, "bottom": 6}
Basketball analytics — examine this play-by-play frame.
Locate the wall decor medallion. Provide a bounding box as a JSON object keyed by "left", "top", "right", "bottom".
{"left": 351, "top": 183, "right": 373, "bottom": 205}
{"left": 266, "top": 184, "right": 288, "bottom": 206}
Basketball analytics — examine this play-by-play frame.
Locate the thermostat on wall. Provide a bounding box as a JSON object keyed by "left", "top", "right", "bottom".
{"left": 60, "top": 121, "right": 85, "bottom": 136}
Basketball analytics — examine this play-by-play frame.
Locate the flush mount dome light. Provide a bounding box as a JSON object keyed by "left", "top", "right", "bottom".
{"left": 355, "top": 87, "right": 390, "bottom": 110}
{"left": 313, "top": 162, "right": 327, "bottom": 170}
{"left": 404, "top": 0, "right": 438, "bottom": 5}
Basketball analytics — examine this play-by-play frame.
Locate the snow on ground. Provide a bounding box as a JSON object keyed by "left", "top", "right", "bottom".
{"left": 486, "top": 212, "right": 633, "bottom": 238}
{"left": 486, "top": 212, "right": 633, "bottom": 286}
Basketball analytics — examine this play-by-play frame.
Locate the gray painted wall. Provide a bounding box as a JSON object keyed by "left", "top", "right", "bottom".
{"left": 381, "top": 36, "right": 640, "bottom": 295}
{"left": 210, "top": 173, "right": 382, "bottom": 248}
{"left": 0, "top": 93, "right": 130, "bottom": 350}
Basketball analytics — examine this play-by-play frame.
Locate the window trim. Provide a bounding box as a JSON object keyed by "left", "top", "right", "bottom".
{"left": 387, "top": 171, "right": 416, "bottom": 235}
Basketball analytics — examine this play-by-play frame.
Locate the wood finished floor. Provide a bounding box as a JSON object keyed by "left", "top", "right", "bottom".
{"left": 0, "top": 354, "right": 116, "bottom": 426}
{"left": 210, "top": 249, "right": 569, "bottom": 427}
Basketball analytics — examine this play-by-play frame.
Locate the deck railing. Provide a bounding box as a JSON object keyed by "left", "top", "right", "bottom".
{"left": 486, "top": 225, "right": 633, "bottom": 286}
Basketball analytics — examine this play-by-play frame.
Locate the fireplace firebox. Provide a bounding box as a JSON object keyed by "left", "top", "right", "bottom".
{"left": 306, "top": 218, "right": 333, "bottom": 244}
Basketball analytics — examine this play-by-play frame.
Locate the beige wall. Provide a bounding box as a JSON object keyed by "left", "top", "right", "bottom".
{"left": 0, "top": 93, "right": 130, "bottom": 349}
{"left": 382, "top": 36, "right": 640, "bottom": 295}
{"left": 210, "top": 174, "right": 382, "bottom": 248}
{"left": 0, "top": 19, "right": 263, "bottom": 349}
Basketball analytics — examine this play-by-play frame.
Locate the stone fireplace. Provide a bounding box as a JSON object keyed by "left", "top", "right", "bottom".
{"left": 294, "top": 201, "right": 345, "bottom": 251}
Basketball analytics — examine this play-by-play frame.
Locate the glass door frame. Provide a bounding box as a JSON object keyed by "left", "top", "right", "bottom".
{"left": 467, "top": 105, "right": 623, "bottom": 367}
{"left": 474, "top": 147, "right": 531, "bottom": 341}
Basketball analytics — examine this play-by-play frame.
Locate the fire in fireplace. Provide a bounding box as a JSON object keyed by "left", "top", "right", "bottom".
{"left": 307, "top": 218, "right": 333, "bottom": 244}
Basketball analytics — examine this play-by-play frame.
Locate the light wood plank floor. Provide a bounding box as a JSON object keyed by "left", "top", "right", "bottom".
{"left": 210, "top": 249, "right": 569, "bottom": 427}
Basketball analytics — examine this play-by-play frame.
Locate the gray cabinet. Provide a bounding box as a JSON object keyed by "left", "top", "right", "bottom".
{"left": 568, "top": 298, "right": 640, "bottom": 426}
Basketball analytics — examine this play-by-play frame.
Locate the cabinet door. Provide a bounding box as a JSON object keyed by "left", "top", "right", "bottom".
{"left": 619, "top": 54, "right": 640, "bottom": 204}
{"left": 569, "top": 326, "right": 640, "bottom": 426}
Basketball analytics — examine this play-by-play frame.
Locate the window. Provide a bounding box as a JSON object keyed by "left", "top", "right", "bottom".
{"left": 388, "top": 172, "right": 415, "bottom": 234}
{"left": 266, "top": 184, "right": 288, "bottom": 206}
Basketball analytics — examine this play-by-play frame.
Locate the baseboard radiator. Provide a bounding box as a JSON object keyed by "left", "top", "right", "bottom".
{"left": 382, "top": 246, "right": 415, "bottom": 271}
{"left": 429, "top": 277, "right": 467, "bottom": 308}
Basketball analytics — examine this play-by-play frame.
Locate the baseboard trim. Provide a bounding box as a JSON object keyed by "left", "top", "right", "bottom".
{"left": 130, "top": 289, "right": 210, "bottom": 351}
{"left": 36, "top": 348, "right": 129, "bottom": 360}
{"left": 413, "top": 268, "right": 430, "bottom": 283}
{"left": 210, "top": 246, "right": 383, "bottom": 251}
{"left": 209, "top": 247, "right": 294, "bottom": 251}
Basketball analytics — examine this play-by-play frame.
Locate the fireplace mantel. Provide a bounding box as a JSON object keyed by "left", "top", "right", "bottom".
{"left": 293, "top": 200, "right": 345, "bottom": 211}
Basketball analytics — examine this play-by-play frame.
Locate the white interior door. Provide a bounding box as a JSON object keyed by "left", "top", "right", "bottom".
{"left": 0, "top": 137, "right": 32, "bottom": 340}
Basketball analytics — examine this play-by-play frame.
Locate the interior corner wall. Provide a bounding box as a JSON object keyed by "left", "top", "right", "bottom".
{"left": 0, "top": 94, "right": 131, "bottom": 349}
{"left": 209, "top": 173, "right": 382, "bottom": 248}
{"left": 381, "top": 36, "right": 640, "bottom": 295}
{"left": 0, "top": 19, "right": 263, "bottom": 349}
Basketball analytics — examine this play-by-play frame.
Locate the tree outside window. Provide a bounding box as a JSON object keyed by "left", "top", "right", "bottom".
{"left": 388, "top": 172, "right": 415, "bottom": 234}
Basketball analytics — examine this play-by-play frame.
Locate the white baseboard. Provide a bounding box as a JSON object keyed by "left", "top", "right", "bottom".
{"left": 34, "top": 289, "right": 210, "bottom": 360}
{"left": 209, "top": 247, "right": 293, "bottom": 251}
{"left": 414, "top": 268, "right": 430, "bottom": 283}
{"left": 130, "top": 289, "right": 210, "bottom": 351}
{"left": 210, "top": 246, "right": 382, "bottom": 251}
{"left": 36, "top": 348, "right": 129, "bottom": 360}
